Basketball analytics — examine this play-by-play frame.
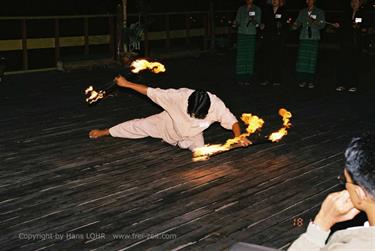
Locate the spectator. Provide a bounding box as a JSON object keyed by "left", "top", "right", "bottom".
{"left": 292, "top": 0, "right": 325, "bottom": 89}
{"left": 288, "top": 134, "right": 375, "bottom": 251}
{"left": 259, "top": 0, "right": 288, "bottom": 86}
{"left": 233, "top": 0, "right": 262, "bottom": 85}
{"left": 230, "top": 134, "right": 375, "bottom": 251}
{"left": 336, "top": 0, "right": 367, "bottom": 93}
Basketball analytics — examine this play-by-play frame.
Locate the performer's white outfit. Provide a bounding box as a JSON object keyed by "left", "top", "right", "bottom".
{"left": 109, "top": 88, "right": 238, "bottom": 150}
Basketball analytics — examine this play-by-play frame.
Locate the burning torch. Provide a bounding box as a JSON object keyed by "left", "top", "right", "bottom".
{"left": 192, "top": 108, "right": 292, "bottom": 161}
{"left": 85, "top": 59, "right": 166, "bottom": 104}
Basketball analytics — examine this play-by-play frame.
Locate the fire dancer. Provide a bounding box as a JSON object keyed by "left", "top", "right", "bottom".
{"left": 89, "top": 76, "right": 250, "bottom": 151}
{"left": 292, "top": 0, "right": 325, "bottom": 89}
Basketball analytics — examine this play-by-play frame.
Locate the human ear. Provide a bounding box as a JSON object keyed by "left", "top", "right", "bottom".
{"left": 354, "top": 186, "right": 367, "bottom": 202}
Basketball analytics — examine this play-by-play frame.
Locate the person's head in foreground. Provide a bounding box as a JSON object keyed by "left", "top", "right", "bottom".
{"left": 286, "top": 134, "right": 375, "bottom": 251}
{"left": 187, "top": 90, "right": 211, "bottom": 120}
{"left": 343, "top": 134, "right": 375, "bottom": 218}
{"left": 315, "top": 134, "right": 375, "bottom": 231}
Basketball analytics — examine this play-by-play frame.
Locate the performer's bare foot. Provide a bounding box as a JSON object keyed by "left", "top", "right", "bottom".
{"left": 89, "top": 129, "right": 110, "bottom": 139}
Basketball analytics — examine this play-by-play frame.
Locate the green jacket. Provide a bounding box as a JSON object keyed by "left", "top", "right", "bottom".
{"left": 235, "top": 5, "right": 261, "bottom": 35}
{"left": 295, "top": 7, "right": 325, "bottom": 40}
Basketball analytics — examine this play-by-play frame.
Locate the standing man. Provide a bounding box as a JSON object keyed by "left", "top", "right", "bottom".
{"left": 233, "top": 0, "right": 262, "bottom": 85}
{"left": 260, "top": 0, "right": 288, "bottom": 86}
{"left": 292, "top": 0, "right": 325, "bottom": 89}
{"left": 336, "top": 0, "right": 366, "bottom": 93}
{"left": 89, "top": 76, "right": 250, "bottom": 151}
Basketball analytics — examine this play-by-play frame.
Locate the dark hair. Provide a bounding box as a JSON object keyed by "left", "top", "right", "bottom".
{"left": 345, "top": 134, "right": 375, "bottom": 198}
{"left": 187, "top": 90, "right": 211, "bottom": 119}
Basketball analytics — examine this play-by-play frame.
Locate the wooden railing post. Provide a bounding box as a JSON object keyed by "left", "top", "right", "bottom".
{"left": 143, "top": 14, "right": 149, "bottom": 56}
{"left": 116, "top": 4, "right": 124, "bottom": 60}
{"left": 84, "top": 17, "right": 89, "bottom": 55}
{"left": 21, "top": 19, "right": 28, "bottom": 70}
{"left": 54, "top": 18, "right": 60, "bottom": 65}
{"left": 203, "top": 14, "right": 208, "bottom": 50}
{"left": 209, "top": 1, "right": 215, "bottom": 51}
{"left": 185, "top": 13, "right": 191, "bottom": 47}
{"left": 108, "top": 16, "right": 115, "bottom": 59}
{"left": 165, "top": 14, "right": 170, "bottom": 49}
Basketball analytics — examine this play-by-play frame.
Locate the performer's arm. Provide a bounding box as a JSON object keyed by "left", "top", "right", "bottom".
{"left": 115, "top": 75, "right": 148, "bottom": 95}
{"left": 232, "top": 122, "right": 251, "bottom": 146}
{"left": 232, "top": 122, "right": 242, "bottom": 138}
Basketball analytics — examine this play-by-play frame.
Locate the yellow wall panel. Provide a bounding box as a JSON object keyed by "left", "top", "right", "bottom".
{"left": 89, "top": 35, "right": 110, "bottom": 45}
{"left": 59, "top": 36, "right": 85, "bottom": 47}
{"left": 27, "top": 38, "right": 55, "bottom": 49}
{"left": 0, "top": 40, "right": 22, "bottom": 51}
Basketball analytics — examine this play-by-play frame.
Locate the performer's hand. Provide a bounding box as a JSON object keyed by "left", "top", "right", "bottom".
{"left": 238, "top": 136, "right": 251, "bottom": 147}
{"left": 313, "top": 190, "right": 361, "bottom": 231}
{"left": 89, "top": 129, "right": 110, "bottom": 139}
{"left": 333, "top": 22, "right": 340, "bottom": 29}
{"left": 114, "top": 75, "right": 130, "bottom": 88}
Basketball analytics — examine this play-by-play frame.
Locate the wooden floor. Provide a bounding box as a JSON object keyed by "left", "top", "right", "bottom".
{"left": 1, "top": 52, "right": 375, "bottom": 251}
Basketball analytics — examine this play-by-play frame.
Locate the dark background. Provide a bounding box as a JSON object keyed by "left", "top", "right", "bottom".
{"left": 1, "top": 0, "right": 368, "bottom": 16}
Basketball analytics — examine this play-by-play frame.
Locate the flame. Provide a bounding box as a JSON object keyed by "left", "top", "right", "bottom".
{"left": 85, "top": 85, "right": 106, "bottom": 104}
{"left": 192, "top": 114, "right": 263, "bottom": 161}
{"left": 85, "top": 86, "right": 93, "bottom": 95}
{"left": 241, "top": 114, "right": 265, "bottom": 136}
{"left": 84, "top": 59, "right": 165, "bottom": 104}
{"left": 192, "top": 108, "right": 292, "bottom": 161}
{"left": 130, "top": 59, "right": 166, "bottom": 74}
{"left": 221, "top": 114, "right": 263, "bottom": 148}
{"left": 193, "top": 144, "right": 228, "bottom": 158}
{"left": 268, "top": 127, "right": 288, "bottom": 142}
{"left": 268, "top": 108, "right": 292, "bottom": 142}
{"left": 279, "top": 108, "right": 292, "bottom": 128}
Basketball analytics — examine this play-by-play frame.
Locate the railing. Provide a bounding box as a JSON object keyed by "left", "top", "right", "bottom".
{"left": 127, "top": 10, "right": 235, "bottom": 54}
{"left": 0, "top": 7, "right": 238, "bottom": 73}
{"left": 2, "top": 8, "right": 370, "bottom": 74}
{"left": 0, "top": 14, "right": 116, "bottom": 72}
